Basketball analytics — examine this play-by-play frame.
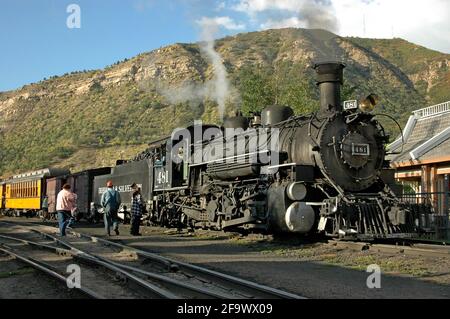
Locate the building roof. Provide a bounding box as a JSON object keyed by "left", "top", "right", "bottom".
{"left": 389, "top": 101, "right": 450, "bottom": 166}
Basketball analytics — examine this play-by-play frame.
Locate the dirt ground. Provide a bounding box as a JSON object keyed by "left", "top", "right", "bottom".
{"left": 0, "top": 252, "right": 86, "bottom": 299}
{"left": 1, "top": 217, "right": 449, "bottom": 299}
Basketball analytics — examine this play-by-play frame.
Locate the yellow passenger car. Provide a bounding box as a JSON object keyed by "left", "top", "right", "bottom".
{"left": 0, "top": 181, "right": 5, "bottom": 210}
{"left": 2, "top": 168, "right": 69, "bottom": 215}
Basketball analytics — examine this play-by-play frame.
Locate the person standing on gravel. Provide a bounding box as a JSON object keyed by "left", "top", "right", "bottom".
{"left": 56, "top": 184, "right": 77, "bottom": 237}
{"left": 101, "top": 181, "right": 121, "bottom": 236}
{"left": 130, "top": 183, "right": 144, "bottom": 236}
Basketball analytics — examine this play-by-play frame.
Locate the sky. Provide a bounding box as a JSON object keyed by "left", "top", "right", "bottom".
{"left": 0, "top": 0, "right": 449, "bottom": 92}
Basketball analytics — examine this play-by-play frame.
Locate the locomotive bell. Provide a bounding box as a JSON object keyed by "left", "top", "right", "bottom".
{"left": 359, "top": 94, "right": 380, "bottom": 113}
{"left": 314, "top": 62, "right": 345, "bottom": 112}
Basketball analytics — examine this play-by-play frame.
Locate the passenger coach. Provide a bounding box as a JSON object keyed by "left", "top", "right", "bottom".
{"left": 0, "top": 168, "right": 69, "bottom": 217}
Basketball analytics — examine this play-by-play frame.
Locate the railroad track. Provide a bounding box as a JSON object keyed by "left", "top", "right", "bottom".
{"left": 0, "top": 220, "right": 303, "bottom": 299}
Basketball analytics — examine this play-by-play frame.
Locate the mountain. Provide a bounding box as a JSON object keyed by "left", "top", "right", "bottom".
{"left": 0, "top": 28, "right": 449, "bottom": 177}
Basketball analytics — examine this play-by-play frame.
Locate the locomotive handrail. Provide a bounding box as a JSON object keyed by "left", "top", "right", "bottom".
{"left": 374, "top": 113, "right": 405, "bottom": 155}
{"left": 267, "top": 163, "right": 296, "bottom": 170}
{"left": 189, "top": 150, "right": 270, "bottom": 167}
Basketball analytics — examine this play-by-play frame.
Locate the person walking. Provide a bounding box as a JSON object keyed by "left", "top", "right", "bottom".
{"left": 130, "top": 183, "right": 144, "bottom": 236}
{"left": 56, "top": 184, "right": 77, "bottom": 236}
{"left": 101, "top": 181, "right": 121, "bottom": 236}
{"left": 42, "top": 195, "right": 49, "bottom": 222}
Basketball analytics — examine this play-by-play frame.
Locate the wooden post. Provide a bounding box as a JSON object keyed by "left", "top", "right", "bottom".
{"left": 445, "top": 174, "right": 449, "bottom": 239}
{"left": 421, "top": 165, "right": 430, "bottom": 204}
{"left": 430, "top": 165, "right": 438, "bottom": 212}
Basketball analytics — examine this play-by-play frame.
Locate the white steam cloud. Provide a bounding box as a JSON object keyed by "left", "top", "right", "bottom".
{"left": 232, "top": 0, "right": 450, "bottom": 53}
{"left": 148, "top": 16, "right": 244, "bottom": 121}
{"left": 299, "top": 1, "right": 338, "bottom": 32}
{"left": 234, "top": 0, "right": 339, "bottom": 33}
{"left": 195, "top": 16, "right": 244, "bottom": 120}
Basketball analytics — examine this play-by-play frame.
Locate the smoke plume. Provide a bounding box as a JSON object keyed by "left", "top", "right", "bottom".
{"left": 300, "top": 1, "right": 339, "bottom": 33}
{"left": 196, "top": 18, "right": 232, "bottom": 121}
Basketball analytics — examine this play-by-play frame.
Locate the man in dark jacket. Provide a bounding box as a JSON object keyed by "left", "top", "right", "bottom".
{"left": 130, "top": 183, "right": 144, "bottom": 236}
{"left": 101, "top": 181, "right": 121, "bottom": 236}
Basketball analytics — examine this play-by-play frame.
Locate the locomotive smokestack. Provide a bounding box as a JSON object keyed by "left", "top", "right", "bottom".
{"left": 314, "top": 62, "right": 345, "bottom": 112}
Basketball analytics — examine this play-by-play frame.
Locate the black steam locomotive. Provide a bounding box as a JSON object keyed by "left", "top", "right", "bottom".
{"left": 89, "top": 62, "right": 430, "bottom": 239}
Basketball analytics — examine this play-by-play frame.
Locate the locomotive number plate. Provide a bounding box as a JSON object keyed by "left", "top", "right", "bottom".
{"left": 352, "top": 143, "right": 370, "bottom": 156}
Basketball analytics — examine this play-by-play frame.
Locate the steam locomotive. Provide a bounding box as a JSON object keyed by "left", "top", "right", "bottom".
{"left": 89, "top": 62, "right": 430, "bottom": 239}
{"left": 1, "top": 62, "right": 431, "bottom": 239}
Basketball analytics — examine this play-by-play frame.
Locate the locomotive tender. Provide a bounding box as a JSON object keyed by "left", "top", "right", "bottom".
{"left": 91, "top": 62, "right": 428, "bottom": 239}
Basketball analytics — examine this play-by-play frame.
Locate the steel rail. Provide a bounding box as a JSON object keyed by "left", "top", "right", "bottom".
{"left": 24, "top": 230, "right": 229, "bottom": 298}
{"left": 0, "top": 220, "right": 304, "bottom": 299}
{"left": 0, "top": 244, "right": 104, "bottom": 299}
{"left": 0, "top": 224, "right": 263, "bottom": 298}
{"left": 0, "top": 225, "right": 180, "bottom": 299}
{"left": 93, "top": 255, "right": 235, "bottom": 298}
{"left": 68, "top": 230, "right": 304, "bottom": 299}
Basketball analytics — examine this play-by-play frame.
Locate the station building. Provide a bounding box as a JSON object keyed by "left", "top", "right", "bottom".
{"left": 389, "top": 101, "right": 450, "bottom": 238}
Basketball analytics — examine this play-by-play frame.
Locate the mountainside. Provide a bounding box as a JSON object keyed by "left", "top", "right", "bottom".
{"left": 0, "top": 28, "right": 449, "bottom": 177}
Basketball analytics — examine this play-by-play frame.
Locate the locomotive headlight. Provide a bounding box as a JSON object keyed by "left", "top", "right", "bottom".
{"left": 358, "top": 94, "right": 380, "bottom": 113}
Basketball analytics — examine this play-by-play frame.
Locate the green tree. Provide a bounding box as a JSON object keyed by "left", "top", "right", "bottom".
{"left": 238, "top": 67, "right": 275, "bottom": 115}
